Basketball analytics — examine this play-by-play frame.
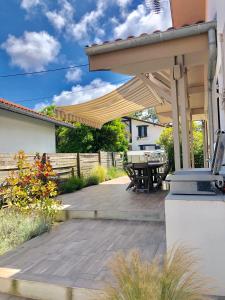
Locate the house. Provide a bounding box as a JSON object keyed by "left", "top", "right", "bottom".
{"left": 122, "top": 116, "right": 165, "bottom": 150}
{"left": 0, "top": 98, "right": 73, "bottom": 153}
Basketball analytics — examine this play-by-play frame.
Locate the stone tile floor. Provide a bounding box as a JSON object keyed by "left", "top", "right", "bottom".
{"left": 58, "top": 176, "right": 166, "bottom": 221}
{"left": 0, "top": 219, "right": 165, "bottom": 290}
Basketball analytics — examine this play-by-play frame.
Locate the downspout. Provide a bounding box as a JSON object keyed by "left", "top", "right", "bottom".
{"left": 208, "top": 27, "right": 217, "bottom": 160}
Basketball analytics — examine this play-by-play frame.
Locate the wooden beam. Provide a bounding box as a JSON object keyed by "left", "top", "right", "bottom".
{"left": 148, "top": 75, "right": 172, "bottom": 103}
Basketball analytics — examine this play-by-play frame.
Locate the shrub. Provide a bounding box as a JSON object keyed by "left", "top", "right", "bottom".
{"left": 0, "top": 151, "right": 59, "bottom": 218}
{"left": 0, "top": 208, "right": 51, "bottom": 255}
{"left": 60, "top": 176, "right": 85, "bottom": 194}
{"left": 100, "top": 246, "right": 210, "bottom": 300}
{"left": 85, "top": 175, "right": 100, "bottom": 187}
{"left": 106, "top": 167, "right": 126, "bottom": 180}
{"left": 90, "top": 165, "right": 107, "bottom": 183}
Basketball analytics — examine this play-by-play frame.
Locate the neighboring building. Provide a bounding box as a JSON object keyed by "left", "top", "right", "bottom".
{"left": 122, "top": 117, "right": 165, "bottom": 150}
{"left": 0, "top": 98, "right": 73, "bottom": 153}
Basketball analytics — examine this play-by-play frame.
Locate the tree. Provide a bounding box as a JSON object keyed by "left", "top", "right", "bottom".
{"left": 40, "top": 105, "right": 128, "bottom": 153}
{"left": 132, "top": 107, "right": 159, "bottom": 123}
{"left": 158, "top": 122, "right": 204, "bottom": 170}
{"left": 57, "top": 119, "right": 128, "bottom": 153}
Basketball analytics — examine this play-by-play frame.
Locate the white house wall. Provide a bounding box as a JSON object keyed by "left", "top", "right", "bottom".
{"left": 0, "top": 109, "right": 56, "bottom": 153}
{"left": 131, "top": 119, "right": 164, "bottom": 150}
{"left": 207, "top": 0, "right": 225, "bottom": 132}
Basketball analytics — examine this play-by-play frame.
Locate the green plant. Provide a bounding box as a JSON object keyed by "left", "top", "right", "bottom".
{"left": 157, "top": 122, "right": 204, "bottom": 170}
{"left": 106, "top": 167, "right": 126, "bottom": 180}
{"left": 0, "top": 208, "right": 51, "bottom": 255}
{"left": 100, "top": 246, "right": 210, "bottom": 300}
{"left": 90, "top": 165, "right": 107, "bottom": 183}
{"left": 60, "top": 176, "right": 85, "bottom": 194}
{"left": 85, "top": 175, "right": 100, "bottom": 187}
{"left": 0, "top": 151, "right": 59, "bottom": 218}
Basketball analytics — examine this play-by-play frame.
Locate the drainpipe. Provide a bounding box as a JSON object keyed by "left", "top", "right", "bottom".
{"left": 208, "top": 27, "right": 217, "bottom": 160}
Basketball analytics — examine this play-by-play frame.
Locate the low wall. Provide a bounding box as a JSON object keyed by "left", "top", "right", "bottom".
{"left": 0, "top": 151, "right": 123, "bottom": 183}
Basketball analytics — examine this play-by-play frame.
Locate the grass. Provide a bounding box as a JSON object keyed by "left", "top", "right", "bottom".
{"left": 0, "top": 208, "right": 51, "bottom": 255}
{"left": 59, "top": 166, "right": 126, "bottom": 194}
{"left": 106, "top": 167, "right": 126, "bottom": 180}
{"left": 59, "top": 176, "right": 85, "bottom": 194}
{"left": 100, "top": 246, "right": 210, "bottom": 300}
{"left": 90, "top": 165, "right": 107, "bottom": 182}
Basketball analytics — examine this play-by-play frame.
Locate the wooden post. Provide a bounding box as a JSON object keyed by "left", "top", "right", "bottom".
{"left": 112, "top": 152, "right": 115, "bottom": 167}
{"left": 170, "top": 58, "right": 181, "bottom": 170}
{"left": 98, "top": 151, "right": 102, "bottom": 165}
{"left": 203, "top": 120, "right": 209, "bottom": 167}
{"left": 189, "top": 114, "right": 195, "bottom": 168}
{"left": 177, "top": 55, "right": 191, "bottom": 169}
{"left": 77, "top": 153, "right": 81, "bottom": 177}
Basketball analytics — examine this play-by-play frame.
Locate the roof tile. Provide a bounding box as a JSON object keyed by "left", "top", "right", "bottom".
{"left": 87, "top": 20, "right": 205, "bottom": 48}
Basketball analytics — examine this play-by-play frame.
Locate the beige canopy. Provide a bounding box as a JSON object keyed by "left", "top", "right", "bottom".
{"left": 55, "top": 76, "right": 165, "bottom": 129}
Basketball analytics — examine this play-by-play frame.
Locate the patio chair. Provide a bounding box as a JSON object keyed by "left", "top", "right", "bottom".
{"left": 132, "top": 163, "right": 150, "bottom": 192}
{"left": 124, "top": 163, "right": 136, "bottom": 191}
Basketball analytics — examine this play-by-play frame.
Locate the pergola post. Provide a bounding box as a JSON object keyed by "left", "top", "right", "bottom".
{"left": 189, "top": 114, "right": 195, "bottom": 168}
{"left": 202, "top": 120, "right": 209, "bottom": 167}
{"left": 177, "top": 55, "right": 191, "bottom": 169}
{"left": 170, "top": 59, "right": 181, "bottom": 170}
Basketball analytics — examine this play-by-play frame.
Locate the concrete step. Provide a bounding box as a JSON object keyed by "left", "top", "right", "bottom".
{"left": 57, "top": 208, "right": 164, "bottom": 223}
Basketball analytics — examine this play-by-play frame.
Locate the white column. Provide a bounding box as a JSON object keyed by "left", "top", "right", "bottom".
{"left": 177, "top": 55, "right": 191, "bottom": 169}
{"left": 170, "top": 59, "right": 181, "bottom": 170}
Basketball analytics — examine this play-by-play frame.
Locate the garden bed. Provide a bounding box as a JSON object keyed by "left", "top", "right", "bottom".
{"left": 0, "top": 209, "right": 51, "bottom": 255}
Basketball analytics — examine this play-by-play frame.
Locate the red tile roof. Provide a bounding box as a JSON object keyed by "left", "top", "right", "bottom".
{"left": 85, "top": 20, "right": 205, "bottom": 48}
{"left": 0, "top": 98, "right": 74, "bottom": 128}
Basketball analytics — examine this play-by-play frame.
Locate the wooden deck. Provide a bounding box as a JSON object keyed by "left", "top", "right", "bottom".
{"left": 0, "top": 176, "right": 167, "bottom": 300}
{"left": 58, "top": 176, "right": 166, "bottom": 222}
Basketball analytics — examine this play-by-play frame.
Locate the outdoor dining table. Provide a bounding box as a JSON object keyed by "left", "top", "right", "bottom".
{"left": 126, "top": 161, "right": 166, "bottom": 192}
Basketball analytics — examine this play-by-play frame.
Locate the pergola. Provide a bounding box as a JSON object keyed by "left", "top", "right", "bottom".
{"left": 56, "top": 21, "right": 217, "bottom": 170}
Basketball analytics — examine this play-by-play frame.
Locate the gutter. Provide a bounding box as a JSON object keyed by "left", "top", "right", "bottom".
{"left": 85, "top": 21, "right": 217, "bottom": 56}
{"left": 0, "top": 103, "right": 74, "bottom": 129}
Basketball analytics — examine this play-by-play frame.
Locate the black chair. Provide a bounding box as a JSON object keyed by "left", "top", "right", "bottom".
{"left": 132, "top": 163, "right": 150, "bottom": 192}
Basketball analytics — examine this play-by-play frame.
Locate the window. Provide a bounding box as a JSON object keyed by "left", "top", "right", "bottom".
{"left": 137, "top": 125, "right": 148, "bottom": 138}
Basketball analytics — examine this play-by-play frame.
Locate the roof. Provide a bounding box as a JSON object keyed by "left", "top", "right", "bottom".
{"left": 85, "top": 21, "right": 216, "bottom": 56}
{"left": 55, "top": 77, "right": 162, "bottom": 129}
{"left": 0, "top": 98, "right": 74, "bottom": 128}
{"left": 122, "top": 116, "right": 165, "bottom": 127}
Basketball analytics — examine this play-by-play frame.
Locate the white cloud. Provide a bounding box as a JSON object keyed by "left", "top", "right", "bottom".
{"left": 68, "top": 0, "right": 106, "bottom": 43}
{"left": 114, "top": 3, "right": 172, "bottom": 39}
{"left": 46, "top": 0, "right": 74, "bottom": 31}
{"left": 34, "top": 101, "right": 50, "bottom": 111}
{"left": 21, "top": 0, "right": 40, "bottom": 10}
{"left": 46, "top": 11, "right": 66, "bottom": 30}
{"left": 65, "top": 68, "right": 82, "bottom": 82}
{"left": 53, "top": 78, "right": 122, "bottom": 106}
{"left": 116, "top": 0, "right": 132, "bottom": 8}
{"left": 2, "top": 31, "right": 61, "bottom": 72}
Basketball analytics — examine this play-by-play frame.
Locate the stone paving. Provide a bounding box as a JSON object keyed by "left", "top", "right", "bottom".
{"left": 0, "top": 176, "right": 167, "bottom": 300}
{"left": 58, "top": 176, "right": 166, "bottom": 222}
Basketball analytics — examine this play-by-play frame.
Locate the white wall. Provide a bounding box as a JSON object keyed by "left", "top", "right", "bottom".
{"left": 166, "top": 194, "right": 225, "bottom": 296}
{"left": 131, "top": 119, "right": 164, "bottom": 150}
{"left": 207, "top": 0, "right": 225, "bottom": 131}
{"left": 0, "top": 109, "right": 56, "bottom": 153}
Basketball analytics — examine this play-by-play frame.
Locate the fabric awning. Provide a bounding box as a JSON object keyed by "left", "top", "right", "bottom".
{"left": 55, "top": 77, "right": 163, "bottom": 128}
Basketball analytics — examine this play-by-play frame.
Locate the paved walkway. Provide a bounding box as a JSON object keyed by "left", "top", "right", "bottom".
{"left": 58, "top": 176, "right": 166, "bottom": 222}
{"left": 0, "top": 177, "right": 167, "bottom": 300}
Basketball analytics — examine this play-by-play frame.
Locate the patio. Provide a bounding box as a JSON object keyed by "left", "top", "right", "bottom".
{"left": 0, "top": 176, "right": 166, "bottom": 300}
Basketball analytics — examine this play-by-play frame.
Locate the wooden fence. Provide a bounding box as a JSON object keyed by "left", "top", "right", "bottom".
{"left": 0, "top": 152, "right": 124, "bottom": 183}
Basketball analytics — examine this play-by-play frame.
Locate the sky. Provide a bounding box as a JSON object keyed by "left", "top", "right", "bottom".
{"left": 0, "top": 0, "right": 172, "bottom": 110}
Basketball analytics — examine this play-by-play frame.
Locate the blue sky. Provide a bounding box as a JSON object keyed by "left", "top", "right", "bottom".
{"left": 0, "top": 0, "right": 171, "bottom": 110}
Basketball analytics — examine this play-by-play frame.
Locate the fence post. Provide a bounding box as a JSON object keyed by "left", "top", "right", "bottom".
{"left": 112, "top": 152, "right": 115, "bottom": 167}
{"left": 77, "top": 153, "right": 81, "bottom": 177}
{"left": 98, "top": 151, "right": 102, "bottom": 165}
